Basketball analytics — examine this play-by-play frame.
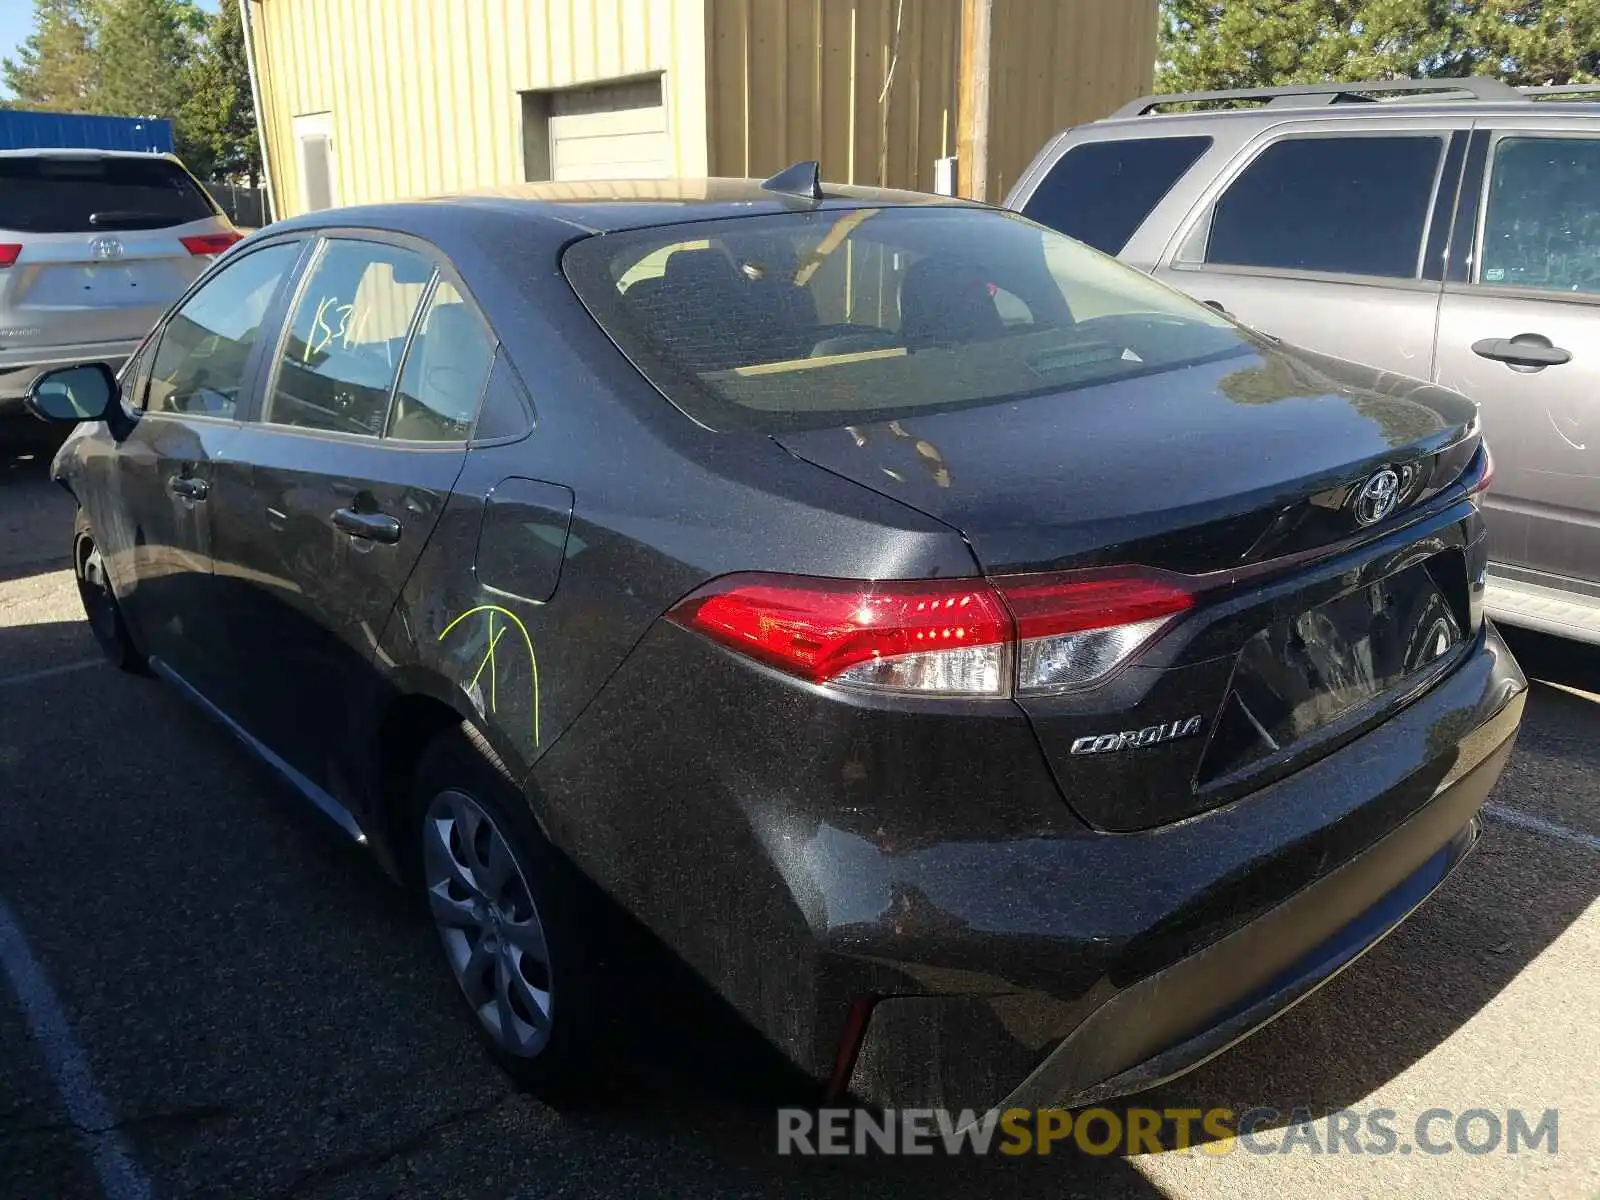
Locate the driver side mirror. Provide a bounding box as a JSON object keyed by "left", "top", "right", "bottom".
{"left": 25, "top": 363, "right": 120, "bottom": 424}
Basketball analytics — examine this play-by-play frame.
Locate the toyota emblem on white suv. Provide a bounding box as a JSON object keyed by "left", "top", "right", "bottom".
{"left": 89, "top": 237, "right": 124, "bottom": 261}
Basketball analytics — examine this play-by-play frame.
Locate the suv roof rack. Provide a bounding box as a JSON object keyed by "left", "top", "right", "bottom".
{"left": 1111, "top": 77, "right": 1525, "bottom": 119}
{"left": 1518, "top": 83, "right": 1600, "bottom": 99}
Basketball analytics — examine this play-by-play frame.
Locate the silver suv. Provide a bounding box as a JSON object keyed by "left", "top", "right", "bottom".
{"left": 1, "top": 149, "right": 240, "bottom": 431}
{"left": 1009, "top": 77, "right": 1600, "bottom": 645}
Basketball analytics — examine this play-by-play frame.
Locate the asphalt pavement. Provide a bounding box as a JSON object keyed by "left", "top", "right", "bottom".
{"left": 0, "top": 437, "right": 1594, "bottom": 1199}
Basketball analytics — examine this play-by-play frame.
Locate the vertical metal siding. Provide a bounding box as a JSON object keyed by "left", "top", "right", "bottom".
{"left": 705, "top": 0, "right": 963, "bottom": 192}
{"left": 251, "top": 0, "right": 709, "bottom": 219}
{"left": 704, "top": 0, "right": 1152, "bottom": 196}
{"left": 250, "top": 0, "right": 1153, "bottom": 217}
{"left": 982, "top": 0, "right": 1158, "bottom": 200}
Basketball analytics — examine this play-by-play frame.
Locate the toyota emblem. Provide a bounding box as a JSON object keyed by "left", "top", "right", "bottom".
{"left": 1352, "top": 468, "right": 1402, "bottom": 527}
{"left": 90, "top": 237, "right": 124, "bottom": 261}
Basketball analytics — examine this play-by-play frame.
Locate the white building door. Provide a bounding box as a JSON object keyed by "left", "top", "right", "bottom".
{"left": 292, "top": 111, "right": 337, "bottom": 212}
{"left": 549, "top": 78, "right": 669, "bottom": 181}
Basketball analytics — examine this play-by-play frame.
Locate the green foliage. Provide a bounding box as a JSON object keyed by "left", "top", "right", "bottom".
{"left": 177, "top": 0, "right": 261, "bottom": 183}
{"left": 92, "top": 0, "right": 202, "bottom": 121}
{"left": 2, "top": 0, "right": 99, "bottom": 111}
{"left": 1, "top": 0, "right": 260, "bottom": 183}
{"left": 1159, "top": 0, "right": 1600, "bottom": 93}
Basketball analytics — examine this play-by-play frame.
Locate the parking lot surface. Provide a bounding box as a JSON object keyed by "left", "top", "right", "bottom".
{"left": 0, "top": 438, "right": 1595, "bottom": 1199}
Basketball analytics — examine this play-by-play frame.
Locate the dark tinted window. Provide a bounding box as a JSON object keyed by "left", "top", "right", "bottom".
{"left": 563, "top": 206, "right": 1243, "bottom": 433}
{"left": 1480, "top": 136, "right": 1600, "bottom": 295}
{"left": 265, "top": 240, "right": 433, "bottom": 437}
{"left": 387, "top": 280, "right": 495, "bottom": 442}
{"left": 146, "top": 244, "right": 300, "bottom": 418}
{"left": 471, "top": 352, "right": 535, "bottom": 442}
{"left": 1022, "top": 136, "right": 1212, "bottom": 253}
{"left": 1206, "top": 135, "right": 1443, "bottom": 278}
{"left": 0, "top": 155, "right": 216, "bottom": 233}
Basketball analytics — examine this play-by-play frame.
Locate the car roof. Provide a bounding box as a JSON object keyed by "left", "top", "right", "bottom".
{"left": 266, "top": 177, "right": 980, "bottom": 239}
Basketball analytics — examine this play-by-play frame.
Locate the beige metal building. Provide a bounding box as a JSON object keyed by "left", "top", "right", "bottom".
{"left": 243, "top": 0, "right": 1158, "bottom": 221}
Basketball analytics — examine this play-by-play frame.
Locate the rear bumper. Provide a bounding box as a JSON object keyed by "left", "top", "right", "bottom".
{"left": 844, "top": 625, "right": 1525, "bottom": 1111}
{"left": 537, "top": 616, "right": 1526, "bottom": 1113}
{"left": 0, "top": 340, "right": 138, "bottom": 409}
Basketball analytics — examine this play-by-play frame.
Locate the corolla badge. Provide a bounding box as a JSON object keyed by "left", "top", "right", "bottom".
{"left": 89, "top": 237, "right": 124, "bottom": 261}
{"left": 1071, "top": 715, "right": 1205, "bottom": 756}
{"left": 1351, "top": 468, "right": 1402, "bottom": 528}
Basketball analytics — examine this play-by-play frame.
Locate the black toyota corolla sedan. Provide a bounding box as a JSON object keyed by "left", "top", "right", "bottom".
{"left": 30, "top": 168, "right": 1525, "bottom": 1113}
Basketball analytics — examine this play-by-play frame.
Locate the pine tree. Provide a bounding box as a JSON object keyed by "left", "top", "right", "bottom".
{"left": 1, "top": 0, "right": 100, "bottom": 111}
{"left": 176, "top": 0, "right": 261, "bottom": 185}
{"left": 92, "top": 0, "right": 202, "bottom": 121}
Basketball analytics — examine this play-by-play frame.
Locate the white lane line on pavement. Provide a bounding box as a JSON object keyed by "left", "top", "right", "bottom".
{"left": 1484, "top": 804, "right": 1600, "bottom": 852}
{"left": 0, "top": 659, "right": 104, "bottom": 689}
{"left": 0, "top": 893, "right": 154, "bottom": 1200}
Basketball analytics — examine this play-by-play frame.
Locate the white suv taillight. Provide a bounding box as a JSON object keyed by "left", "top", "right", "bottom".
{"left": 667, "top": 570, "right": 1194, "bottom": 697}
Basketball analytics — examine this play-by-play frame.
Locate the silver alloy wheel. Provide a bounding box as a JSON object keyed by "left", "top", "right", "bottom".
{"left": 422, "top": 789, "right": 553, "bottom": 1057}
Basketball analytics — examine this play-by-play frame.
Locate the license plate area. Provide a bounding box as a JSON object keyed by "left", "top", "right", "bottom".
{"left": 1199, "top": 555, "right": 1466, "bottom": 783}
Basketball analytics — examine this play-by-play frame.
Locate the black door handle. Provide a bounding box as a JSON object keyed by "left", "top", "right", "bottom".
{"left": 1471, "top": 336, "right": 1571, "bottom": 368}
{"left": 331, "top": 507, "right": 402, "bottom": 544}
{"left": 167, "top": 475, "right": 208, "bottom": 501}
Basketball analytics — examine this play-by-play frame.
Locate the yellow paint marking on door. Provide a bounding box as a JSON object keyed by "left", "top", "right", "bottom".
{"left": 439, "top": 605, "right": 541, "bottom": 746}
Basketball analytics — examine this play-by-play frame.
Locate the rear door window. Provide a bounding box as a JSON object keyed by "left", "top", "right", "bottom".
{"left": 387, "top": 280, "right": 496, "bottom": 442}
{"left": 0, "top": 155, "right": 217, "bottom": 233}
{"left": 1479, "top": 135, "right": 1600, "bottom": 294}
{"left": 1200, "top": 135, "right": 1444, "bottom": 279}
{"left": 1021, "top": 136, "right": 1212, "bottom": 254}
{"left": 264, "top": 240, "right": 434, "bottom": 437}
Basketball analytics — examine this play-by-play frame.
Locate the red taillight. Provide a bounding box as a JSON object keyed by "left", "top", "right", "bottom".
{"left": 668, "top": 573, "right": 1014, "bottom": 696}
{"left": 668, "top": 569, "right": 1195, "bottom": 697}
{"left": 1466, "top": 442, "right": 1495, "bottom": 497}
{"left": 0, "top": 244, "right": 21, "bottom": 268}
{"left": 996, "top": 571, "right": 1195, "bottom": 694}
{"left": 995, "top": 573, "right": 1196, "bottom": 639}
{"left": 180, "top": 231, "right": 243, "bottom": 256}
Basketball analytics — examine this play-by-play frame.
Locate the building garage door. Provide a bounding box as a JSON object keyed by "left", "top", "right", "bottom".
{"left": 549, "top": 78, "right": 669, "bottom": 181}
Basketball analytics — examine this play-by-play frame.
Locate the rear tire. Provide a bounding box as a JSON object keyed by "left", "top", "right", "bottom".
{"left": 411, "top": 723, "right": 611, "bottom": 1102}
{"left": 73, "top": 510, "right": 145, "bottom": 673}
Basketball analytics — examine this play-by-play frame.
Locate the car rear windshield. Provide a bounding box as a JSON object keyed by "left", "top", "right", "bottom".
{"left": 0, "top": 156, "right": 217, "bottom": 234}
{"left": 561, "top": 205, "right": 1248, "bottom": 433}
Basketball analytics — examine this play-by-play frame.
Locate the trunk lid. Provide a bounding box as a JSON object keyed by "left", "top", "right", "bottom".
{"left": 773, "top": 340, "right": 1478, "bottom": 576}
{"left": 778, "top": 340, "right": 1483, "bottom": 831}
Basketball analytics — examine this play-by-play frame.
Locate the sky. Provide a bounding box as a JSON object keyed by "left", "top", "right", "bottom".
{"left": 0, "top": 0, "right": 219, "bottom": 99}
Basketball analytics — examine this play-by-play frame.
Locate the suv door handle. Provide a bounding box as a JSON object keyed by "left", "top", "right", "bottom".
{"left": 1471, "top": 336, "right": 1572, "bottom": 369}
{"left": 331, "top": 507, "right": 402, "bottom": 544}
{"left": 168, "top": 475, "right": 209, "bottom": 501}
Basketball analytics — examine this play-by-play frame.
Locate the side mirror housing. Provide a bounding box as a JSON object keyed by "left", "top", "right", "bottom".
{"left": 25, "top": 363, "right": 120, "bottom": 424}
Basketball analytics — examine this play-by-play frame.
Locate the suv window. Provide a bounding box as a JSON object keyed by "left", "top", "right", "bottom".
{"left": 1202, "top": 135, "right": 1444, "bottom": 279}
{"left": 0, "top": 155, "right": 217, "bottom": 233}
{"left": 265, "top": 240, "right": 434, "bottom": 436}
{"left": 387, "top": 281, "right": 495, "bottom": 442}
{"left": 1022, "top": 136, "right": 1212, "bottom": 254}
{"left": 1480, "top": 136, "right": 1600, "bottom": 295}
{"left": 145, "top": 243, "right": 300, "bottom": 419}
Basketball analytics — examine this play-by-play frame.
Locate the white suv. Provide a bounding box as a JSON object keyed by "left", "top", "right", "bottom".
{"left": 1, "top": 149, "right": 241, "bottom": 430}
